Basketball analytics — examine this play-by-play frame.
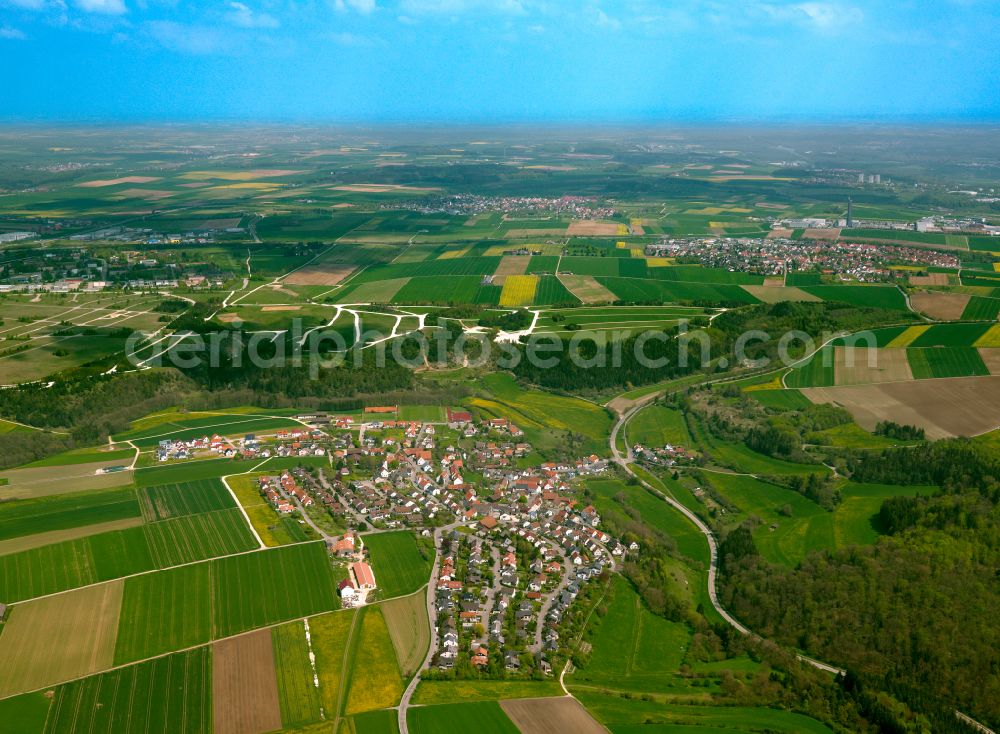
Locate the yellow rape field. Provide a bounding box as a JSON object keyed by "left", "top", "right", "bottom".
{"left": 499, "top": 275, "right": 538, "bottom": 307}
{"left": 974, "top": 324, "right": 1000, "bottom": 348}
{"left": 886, "top": 325, "right": 931, "bottom": 348}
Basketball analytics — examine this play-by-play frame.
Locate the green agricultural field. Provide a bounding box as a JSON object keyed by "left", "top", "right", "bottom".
{"left": 784, "top": 345, "right": 836, "bottom": 388}
{"left": 272, "top": 620, "right": 324, "bottom": 729}
{"left": 117, "top": 414, "right": 301, "bottom": 448}
{"left": 137, "top": 479, "right": 237, "bottom": 521}
{"left": 0, "top": 486, "right": 140, "bottom": 543}
{"left": 397, "top": 404, "right": 446, "bottom": 422}
{"left": 574, "top": 690, "right": 834, "bottom": 734}
{"left": 0, "top": 537, "right": 97, "bottom": 602}
{"left": 349, "top": 709, "right": 401, "bottom": 734}
{"left": 834, "top": 483, "right": 932, "bottom": 547}
{"left": 142, "top": 509, "right": 257, "bottom": 567}
{"left": 408, "top": 702, "right": 519, "bottom": 734}
{"left": 344, "top": 606, "right": 405, "bottom": 715}
{"left": 390, "top": 275, "right": 501, "bottom": 305}
{"left": 962, "top": 296, "right": 1000, "bottom": 320}
{"left": 467, "top": 372, "right": 613, "bottom": 456}
{"left": 800, "top": 284, "right": 908, "bottom": 310}
{"left": 133, "top": 458, "right": 264, "bottom": 486}
{"left": 361, "top": 531, "right": 431, "bottom": 598}
{"left": 21, "top": 447, "right": 135, "bottom": 468}
{"left": 0, "top": 504, "right": 256, "bottom": 602}
{"left": 212, "top": 542, "right": 337, "bottom": 638}
{"left": 411, "top": 679, "right": 564, "bottom": 705}
{"left": 44, "top": 647, "right": 212, "bottom": 734}
{"left": 596, "top": 277, "right": 760, "bottom": 304}
{"left": 746, "top": 388, "right": 814, "bottom": 411}
{"left": 115, "top": 562, "right": 215, "bottom": 663}
{"left": 115, "top": 543, "right": 336, "bottom": 663}
{"left": 649, "top": 264, "right": 765, "bottom": 285}
{"left": 703, "top": 473, "right": 831, "bottom": 567}
{"left": 785, "top": 272, "right": 823, "bottom": 286}
{"left": 587, "top": 478, "right": 708, "bottom": 566}
{"left": 626, "top": 404, "right": 691, "bottom": 447}
{"left": 907, "top": 322, "right": 992, "bottom": 347}
{"left": 906, "top": 347, "right": 989, "bottom": 379}
{"left": 0, "top": 691, "right": 50, "bottom": 734}
{"left": 570, "top": 576, "right": 692, "bottom": 693}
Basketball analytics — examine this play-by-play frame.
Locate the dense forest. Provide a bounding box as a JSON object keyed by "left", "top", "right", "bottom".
{"left": 720, "top": 441, "right": 1000, "bottom": 731}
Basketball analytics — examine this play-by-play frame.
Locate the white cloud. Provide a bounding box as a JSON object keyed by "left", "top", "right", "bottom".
{"left": 0, "top": 25, "right": 27, "bottom": 38}
{"left": 74, "top": 0, "right": 127, "bottom": 14}
{"left": 334, "top": 0, "right": 376, "bottom": 13}
{"left": 756, "top": 1, "right": 863, "bottom": 31}
{"left": 227, "top": 1, "right": 279, "bottom": 28}
{"left": 0, "top": 0, "right": 52, "bottom": 9}
{"left": 397, "top": 0, "right": 525, "bottom": 15}
{"left": 144, "top": 19, "right": 228, "bottom": 54}
{"left": 329, "top": 30, "right": 379, "bottom": 45}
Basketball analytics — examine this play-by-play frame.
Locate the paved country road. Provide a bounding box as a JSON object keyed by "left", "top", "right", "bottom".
{"left": 397, "top": 520, "right": 464, "bottom": 734}
{"left": 610, "top": 399, "right": 846, "bottom": 677}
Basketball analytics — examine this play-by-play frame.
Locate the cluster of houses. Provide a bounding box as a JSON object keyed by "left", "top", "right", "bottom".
{"left": 645, "top": 235, "right": 960, "bottom": 280}
{"left": 155, "top": 429, "right": 326, "bottom": 463}
{"left": 633, "top": 442, "right": 696, "bottom": 467}
{"left": 258, "top": 471, "right": 314, "bottom": 514}
{"left": 429, "top": 468, "right": 627, "bottom": 675}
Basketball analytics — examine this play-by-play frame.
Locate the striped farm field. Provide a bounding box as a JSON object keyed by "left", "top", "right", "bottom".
{"left": 137, "top": 479, "right": 237, "bottom": 521}
{"left": 0, "top": 486, "right": 140, "bottom": 544}
{"left": 596, "top": 277, "right": 760, "bottom": 304}
{"left": 0, "top": 580, "right": 124, "bottom": 698}
{"left": 0, "top": 506, "right": 256, "bottom": 603}
{"left": 533, "top": 275, "right": 577, "bottom": 305}
{"left": 272, "top": 620, "right": 324, "bottom": 728}
{"left": 962, "top": 296, "right": 1000, "bottom": 321}
{"left": 44, "top": 647, "right": 212, "bottom": 734}
{"left": 499, "top": 275, "right": 539, "bottom": 307}
{"left": 114, "top": 543, "right": 337, "bottom": 664}
{"left": 907, "top": 347, "right": 990, "bottom": 379}
{"left": 143, "top": 509, "right": 258, "bottom": 567}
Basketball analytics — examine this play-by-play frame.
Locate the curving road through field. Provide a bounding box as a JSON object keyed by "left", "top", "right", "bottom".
{"left": 610, "top": 401, "right": 845, "bottom": 676}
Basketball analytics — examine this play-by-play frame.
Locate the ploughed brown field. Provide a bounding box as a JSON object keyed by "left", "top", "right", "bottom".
{"left": 283, "top": 267, "right": 354, "bottom": 286}
{"left": 500, "top": 696, "right": 607, "bottom": 734}
{"left": 909, "top": 291, "right": 970, "bottom": 320}
{"left": 566, "top": 220, "right": 621, "bottom": 236}
{"left": 802, "top": 375, "right": 1000, "bottom": 439}
{"left": 212, "top": 629, "right": 282, "bottom": 734}
{"left": 833, "top": 346, "right": 913, "bottom": 386}
{"left": 558, "top": 274, "right": 617, "bottom": 304}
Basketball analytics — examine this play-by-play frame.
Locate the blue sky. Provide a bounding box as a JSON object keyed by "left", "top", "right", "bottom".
{"left": 1, "top": 0, "right": 998, "bottom": 122}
